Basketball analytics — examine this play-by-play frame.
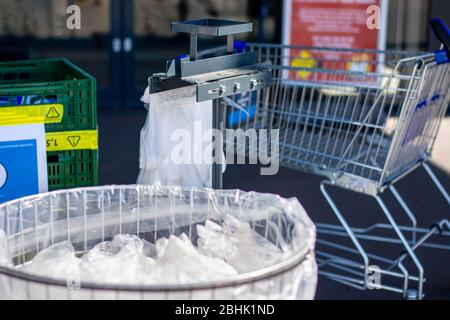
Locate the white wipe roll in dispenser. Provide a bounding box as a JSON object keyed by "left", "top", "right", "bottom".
{"left": 138, "top": 85, "right": 213, "bottom": 188}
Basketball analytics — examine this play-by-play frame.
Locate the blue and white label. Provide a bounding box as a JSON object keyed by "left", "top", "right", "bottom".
{"left": 0, "top": 124, "right": 48, "bottom": 203}
{"left": 0, "top": 140, "right": 40, "bottom": 202}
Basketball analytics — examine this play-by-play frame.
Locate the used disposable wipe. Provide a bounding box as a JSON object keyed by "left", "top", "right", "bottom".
{"left": 14, "top": 232, "right": 238, "bottom": 287}
{"left": 197, "top": 216, "right": 286, "bottom": 273}
{"left": 80, "top": 235, "right": 155, "bottom": 284}
{"left": 151, "top": 234, "right": 238, "bottom": 284}
{"left": 138, "top": 86, "right": 213, "bottom": 187}
{"left": 20, "top": 241, "right": 81, "bottom": 280}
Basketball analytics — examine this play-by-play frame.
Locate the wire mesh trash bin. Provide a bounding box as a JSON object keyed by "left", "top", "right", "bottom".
{"left": 223, "top": 20, "right": 450, "bottom": 299}
{"left": 0, "top": 185, "right": 317, "bottom": 300}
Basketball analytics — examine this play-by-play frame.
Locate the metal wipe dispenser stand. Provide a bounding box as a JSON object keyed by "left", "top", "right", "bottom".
{"left": 148, "top": 19, "right": 272, "bottom": 189}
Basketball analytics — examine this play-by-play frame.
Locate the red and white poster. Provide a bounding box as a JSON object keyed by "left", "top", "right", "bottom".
{"left": 282, "top": 0, "right": 388, "bottom": 82}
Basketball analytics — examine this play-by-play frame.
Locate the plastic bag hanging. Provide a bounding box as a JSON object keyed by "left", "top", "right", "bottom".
{"left": 137, "top": 85, "right": 213, "bottom": 188}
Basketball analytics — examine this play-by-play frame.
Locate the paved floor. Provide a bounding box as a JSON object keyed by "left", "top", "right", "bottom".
{"left": 98, "top": 109, "right": 450, "bottom": 300}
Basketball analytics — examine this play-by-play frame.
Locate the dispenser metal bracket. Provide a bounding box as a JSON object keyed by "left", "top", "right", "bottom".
{"left": 149, "top": 18, "right": 272, "bottom": 99}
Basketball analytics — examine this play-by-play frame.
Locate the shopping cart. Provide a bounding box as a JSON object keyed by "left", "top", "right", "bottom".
{"left": 224, "top": 19, "right": 450, "bottom": 299}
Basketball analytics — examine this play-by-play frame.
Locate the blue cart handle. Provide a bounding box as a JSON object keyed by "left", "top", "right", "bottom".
{"left": 430, "top": 18, "right": 450, "bottom": 58}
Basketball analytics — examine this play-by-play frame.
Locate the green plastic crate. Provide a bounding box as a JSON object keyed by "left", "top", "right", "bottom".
{"left": 0, "top": 58, "right": 98, "bottom": 191}
{"left": 47, "top": 150, "right": 99, "bottom": 190}
{"left": 0, "top": 58, "right": 97, "bottom": 132}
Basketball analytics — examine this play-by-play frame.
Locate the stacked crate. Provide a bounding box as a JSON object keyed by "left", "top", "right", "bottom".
{"left": 0, "top": 58, "right": 98, "bottom": 190}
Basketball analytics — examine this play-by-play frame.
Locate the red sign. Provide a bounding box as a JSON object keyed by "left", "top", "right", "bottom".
{"left": 283, "top": 0, "right": 387, "bottom": 82}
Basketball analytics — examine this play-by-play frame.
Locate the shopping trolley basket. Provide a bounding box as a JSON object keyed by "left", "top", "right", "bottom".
{"left": 224, "top": 19, "right": 450, "bottom": 299}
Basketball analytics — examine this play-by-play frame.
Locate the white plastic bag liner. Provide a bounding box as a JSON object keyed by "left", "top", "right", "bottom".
{"left": 138, "top": 85, "right": 213, "bottom": 187}
{"left": 0, "top": 185, "right": 317, "bottom": 300}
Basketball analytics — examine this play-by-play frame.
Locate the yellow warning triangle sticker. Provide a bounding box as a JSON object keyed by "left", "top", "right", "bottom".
{"left": 46, "top": 130, "right": 98, "bottom": 151}
{"left": 67, "top": 136, "right": 81, "bottom": 147}
{"left": 46, "top": 106, "right": 61, "bottom": 119}
{"left": 0, "top": 104, "right": 64, "bottom": 126}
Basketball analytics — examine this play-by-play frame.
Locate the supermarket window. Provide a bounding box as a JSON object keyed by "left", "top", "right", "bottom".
{"left": 387, "top": 0, "right": 430, "bottom": 51}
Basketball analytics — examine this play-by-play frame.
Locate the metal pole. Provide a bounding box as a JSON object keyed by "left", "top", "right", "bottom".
{"left": 227, "top": 35, "right": 234, "bottom": 54}
{"left": 212, "top": 98, "right": 224, "bottom": 189}
{"left": 190, "top": 32, "right": 198, "bottom": 61}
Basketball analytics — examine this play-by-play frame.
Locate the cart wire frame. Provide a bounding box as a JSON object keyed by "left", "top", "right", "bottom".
{"left": 224, "top": 42, "right": 450, "bottom": 299}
